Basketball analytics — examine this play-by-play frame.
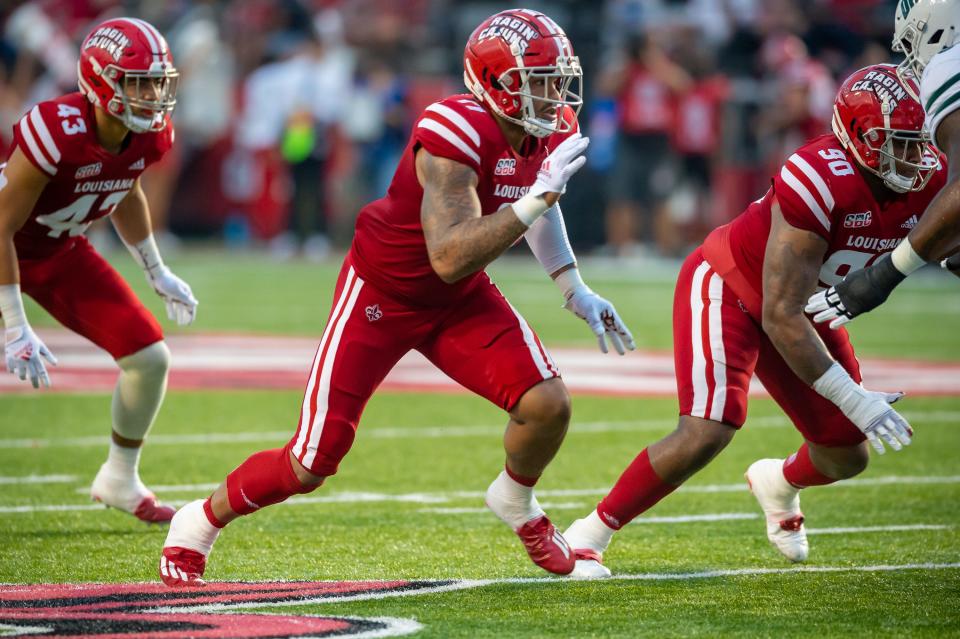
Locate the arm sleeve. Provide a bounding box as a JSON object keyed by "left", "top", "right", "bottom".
{"left": 12, "top": 104, "right": 63, "bottom": 177}
{"left": 413, "top": 102, "right": 484, "bottom": 174}
{"left": 770, "top": 152, "right": 836, "bottom": 240}
{"left": 525, "top": 204, "right": 576, "bottom": 275}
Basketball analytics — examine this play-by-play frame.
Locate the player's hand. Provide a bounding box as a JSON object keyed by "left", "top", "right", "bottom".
{"left": 942, "top": 254, "right": 960, "bottom": 279}
{"left": 147, "top": 266, "right": 198, "bottom": 326}
{"left": 805, "top": 253, "right": 906, "bottom": 329}
{"left": 529, "top": 133, "right": 590, "bottom": 205}
{"left": 4, "top": 324, "right": 57, "bottom": 388}
{"left": 844, "top": 385, "right": 911, "bottom": 455}
{"left": 859, "top": 390, "right": 912, "bottom": 455}
{"left": 564, "top": 290, "right": 636, "bottom": 355}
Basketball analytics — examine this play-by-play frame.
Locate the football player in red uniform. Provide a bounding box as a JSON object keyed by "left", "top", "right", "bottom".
{"left": 807, "top": 0, "right": 960, "bottom": 324}
{"left": 0, "top": 18, "right": 197, "bottom": 523}
{"left": 564, "top": 64, "right": 946, "bottom": 577}
{"left": 160, "top": 8, "right": 634, "bottom": 585}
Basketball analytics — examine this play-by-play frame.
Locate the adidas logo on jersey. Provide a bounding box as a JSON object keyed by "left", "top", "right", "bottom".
{"left": 75, "top": 162, "right": 102, "bottom": 179}
{"left": 843, "top": 211, "right": 873, "bottom": 228}
{"left": 901, "top": 214, "right": 919, "bottom": 229}
{"left": 128, "top": 157, "right": 145, "bottom": 170}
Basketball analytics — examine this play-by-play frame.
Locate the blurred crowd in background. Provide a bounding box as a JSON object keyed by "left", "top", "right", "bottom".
{"left": 0, "top": 0, "right": 908, "bottom": 259}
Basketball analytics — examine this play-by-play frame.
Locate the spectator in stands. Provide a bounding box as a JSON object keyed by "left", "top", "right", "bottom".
{"left": 603, "top": 33, "right": 691, "bottom": 257}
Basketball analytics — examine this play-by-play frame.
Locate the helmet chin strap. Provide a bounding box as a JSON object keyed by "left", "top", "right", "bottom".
{"left": 879, "top": 154, "right": 915, "bottom": 193}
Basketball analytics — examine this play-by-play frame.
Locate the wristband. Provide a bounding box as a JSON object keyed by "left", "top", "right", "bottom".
{"left": 511, "top": 193, "right": 550, "bottom": 227}
{"left": 890, "top": 239, "right": 926, "bottom": 276}
{"left": 554, "top": 267, "right": 590, "bottom": 302}
{"left": 0, "top": 284, "right": 27, "bottom": 329}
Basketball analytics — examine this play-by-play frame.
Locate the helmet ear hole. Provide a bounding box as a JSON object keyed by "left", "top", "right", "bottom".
{"left": 488, "top": 73, "right": 503, "bottom": 91}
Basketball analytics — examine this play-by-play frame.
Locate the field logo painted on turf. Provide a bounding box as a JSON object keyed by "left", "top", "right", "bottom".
{"left": 0, "top": 581, "right": 454, "bottom": 638}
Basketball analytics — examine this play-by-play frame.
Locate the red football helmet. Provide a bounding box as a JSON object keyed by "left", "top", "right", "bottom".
{"left": 463, "top": 8, "right": 582, "bottom": 138}
{"left": 831, "top": 64, "right": 938, "bottom": 193}
{"left": 78, "top": 18, "right": 178, "bottom": 133}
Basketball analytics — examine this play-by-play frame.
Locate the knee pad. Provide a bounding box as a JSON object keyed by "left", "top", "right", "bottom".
{"left": 111, "top": 341, "right": 171, "bottom": 441}
{"left": 117, "top": 340, "right": 171, "bottom": 377}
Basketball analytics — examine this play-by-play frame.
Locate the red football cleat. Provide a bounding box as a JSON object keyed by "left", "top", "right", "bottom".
{"left": 514, "top": 515, "right": 575, "bottom": 575}
{"left": 133, "top": 496, "right": 176, "bottom": 524}
{"left": 160, "top": 547, "right": 207, "bottom": 587}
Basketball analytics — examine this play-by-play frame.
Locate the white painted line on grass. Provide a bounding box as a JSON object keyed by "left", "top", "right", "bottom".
{"left": 0, "top": 475, "right": 76, "bottom": 485}
{"left": 5, "top": 410, "right": 959, "bottom": 449}
{"left": 493, "top": 562, "right": 960, "bottom": 584}
{"left": 15, "top": 475, "right": 960, "bottom": 515}
{"left": 807, "top": 524, "right": 951, "bottom": 535}
{"left": 0, "top": 503, "right": 106, "bottom": 513}
{"left": 70, "top": 473, "right": 960, "bottom": 499}
{"left": 149, "top": 562, "right": 960, "bottom": 612}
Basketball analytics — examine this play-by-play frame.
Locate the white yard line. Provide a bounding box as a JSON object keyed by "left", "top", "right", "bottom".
{"left": 68, "top": 473, "right": 960, "bottom": 499}
{"left": 2, "top": 421, "right": 679, "bottom": 449}
{"left": 148, "top": 562, "right": 960, "bottom": 612}
{"left": 806, "top": 524, "right": 951, "bottom": 535}
{"left": 5, "top": 410, "right": 958, "bottom": 450}
{"left": 0, "top": 475, "right": 76, "bottom": 485}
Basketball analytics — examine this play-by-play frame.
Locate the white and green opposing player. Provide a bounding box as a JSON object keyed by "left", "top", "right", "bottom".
{"left": 807, "top": 0, "right": 960, "bottom": 326}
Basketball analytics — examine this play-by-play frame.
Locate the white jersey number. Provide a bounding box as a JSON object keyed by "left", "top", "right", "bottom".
{"left": 818, "top": 249, "right": 875, "bottom": 287}
{"left": 36, "top": 191, "right": 129, "bottom": 238}
{"left": 818, "top": 149, "right": 855, "bottom": 177}
{"left": 57, "top": 104, "right": 87, "bottom": 136}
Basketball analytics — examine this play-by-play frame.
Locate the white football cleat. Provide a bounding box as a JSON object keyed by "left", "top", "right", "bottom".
{"left": 745, "top": 458, "right": 809, "bottom": 562}
{"left": 564, "top": 515, "right": 613, "bottom": 579}
{"left": 90, "top": 462, "right": 175, "bottom": 523}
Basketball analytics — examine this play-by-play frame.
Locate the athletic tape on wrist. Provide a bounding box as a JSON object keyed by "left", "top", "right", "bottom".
{"left": 554, "top": 268, "right": 589, "bottom": 301}
{"left": 890, "top": 239, "right": 926, "bottom": 276}
{"left": 0, "top": 284, "right": 27, "bottom": 329}
{"left": 125, "top": 234, "right": 165, "bottom": 273}
{"left": 511, "top": 193, "right": 550, "bottom": 227}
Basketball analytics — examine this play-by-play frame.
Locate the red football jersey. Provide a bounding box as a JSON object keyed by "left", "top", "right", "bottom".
{"left": 349, "top": 93, "right": 578, "bottom": 306}
{"left": 703, "top": 133, "right": 946, "bottom": 317}
{"left": 7, "top": 92, "right": 174, "bottom": 259}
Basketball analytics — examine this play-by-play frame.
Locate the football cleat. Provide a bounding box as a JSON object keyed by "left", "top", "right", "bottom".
{"left": 569, "top": 548, "right": 612, "bottom": 579}
{"left": 745, "top": 458, "right": 809, "bottom": 562}
{"left": 160, "top": 547, "right": 207, "bottom": 587}
{"left": 514, "top": 515, "right": 576, "bottom": 575}
{"left": 90, "top": 463, "right": 175, "bottom": 524}
{"left": 160, "top": 499, "right": 221, "bottom": 587}
{"left": 563, "top": 516, "right": 613, "bottom": 579}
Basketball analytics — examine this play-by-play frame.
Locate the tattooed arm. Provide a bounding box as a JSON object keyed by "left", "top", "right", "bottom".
{"left": 761, "top": 199, "right": 834, "bottom": 385}
{"left": 417, "top": 148, "right": 530, "bottom": 283}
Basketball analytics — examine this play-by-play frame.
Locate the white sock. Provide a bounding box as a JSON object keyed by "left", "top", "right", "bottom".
{"left": 103, "top": 441, "right": 142, "bottom": 478}
{"left": 569, "top": 510, "right": 617, "bottom": 553}
{"left": 164, "top": 499, "right": 221, "bottom": 556}
{"left": 485, "top": 470, "right": 545, "bottom": 529}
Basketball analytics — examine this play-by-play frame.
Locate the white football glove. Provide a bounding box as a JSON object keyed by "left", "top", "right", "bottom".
{"left": 857, "top": 391, "right": 912, "bottom": 455}
{"left": 564, "top": 289, "right": 636, "bottom": 355}
{"left": 805, "top": 287, "right": 851, "bottom": 330}
{"left": 5, "top": 324, "right": 57, "bottom": 388}
{"left": 529, "top": 133, "right": 590, "bottom": 199}
{"left": 146, "top": 266, "right": 198, "bottom": 326}
{"left": 813, "top": 362, "right": 912, "bottom": 454}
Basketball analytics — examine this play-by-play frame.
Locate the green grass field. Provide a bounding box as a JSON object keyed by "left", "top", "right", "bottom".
{"left": 2, "top": 250, "right": 958, "bottom": 638}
